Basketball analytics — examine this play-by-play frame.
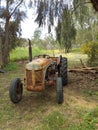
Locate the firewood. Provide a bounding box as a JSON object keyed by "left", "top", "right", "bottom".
{"left": 68, "top": 67, "right": 98, "bottom": 74}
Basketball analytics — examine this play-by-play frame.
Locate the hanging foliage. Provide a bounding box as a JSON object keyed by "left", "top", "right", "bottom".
{"left": 56, "top": 7, "right": 76, "bottom": 53}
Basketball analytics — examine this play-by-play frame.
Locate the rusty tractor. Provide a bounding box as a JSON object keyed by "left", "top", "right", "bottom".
{"left": 9, "top": 41, "right": 68, "bottom": 104}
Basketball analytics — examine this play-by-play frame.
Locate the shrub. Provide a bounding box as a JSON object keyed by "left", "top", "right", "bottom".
{"left": 81, "top": 41, "right": 98, "bottom": 65}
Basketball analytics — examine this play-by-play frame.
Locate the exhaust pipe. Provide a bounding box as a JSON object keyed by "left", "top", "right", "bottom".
{"left": 28, "top": 39, "right": 32, "bottom": 61}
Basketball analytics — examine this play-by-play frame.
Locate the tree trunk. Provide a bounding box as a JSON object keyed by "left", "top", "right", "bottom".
{"left": 2, "top": 17, "right": 10, "bottom": 67}
{"left": 1, "top": 0, "right": 10, "bottom": 67}
{"left": 65, "top": 47, "right": 69, "bottom": 53}
{"left": 0, "top": 25, "right": 2, "bottom": 68}
{"left": 0, "top": 0, "right": 24, "bottom": 67}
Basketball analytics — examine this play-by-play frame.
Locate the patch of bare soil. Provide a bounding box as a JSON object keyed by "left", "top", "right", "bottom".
{"left": 66, "top": 72, "right": 98, "bottom": 108}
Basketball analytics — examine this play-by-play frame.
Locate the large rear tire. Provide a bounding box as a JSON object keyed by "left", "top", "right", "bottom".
{"left": 9, "top": 78, "right": 23, "bottom": 103}
{"left": 60, "top": 57, "right": 68, "bottom": 86}
{"left": 56, "top": 77, "right": 64, "bottom": 104}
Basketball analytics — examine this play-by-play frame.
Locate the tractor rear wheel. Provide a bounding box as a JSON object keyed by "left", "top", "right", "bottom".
{"left": 60, "top": 57, "right": 68, "bottom": 86}
{"left": 9, "top": 78, "right": 23, "bottom": 103}
{"left": 56, "top": 77, "right": 64, "bottom": 104}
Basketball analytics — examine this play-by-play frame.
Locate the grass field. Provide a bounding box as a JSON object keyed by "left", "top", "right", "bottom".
{"left": 10, "top": 47, "right": 45, "bottom": 61}
{"left": 0, "top": 47, "right": 98, "bottom": 130}
{"left": 9, "top": 47, "right": 88, "bottom": 69}
{"left": 1, "top": 62, "right": 98, "bottom": 130}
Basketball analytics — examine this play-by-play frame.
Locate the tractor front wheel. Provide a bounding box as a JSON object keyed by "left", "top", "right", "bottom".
{"left": 9, "top": 78, "right": 23, "bottom": 103}
{"left": 56, "top": 77, "right": 64, "bottom": 104}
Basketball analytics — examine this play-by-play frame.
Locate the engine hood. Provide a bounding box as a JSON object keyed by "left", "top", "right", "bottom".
{"left": 26, "top": 58, "right": 51, "bottom": 70}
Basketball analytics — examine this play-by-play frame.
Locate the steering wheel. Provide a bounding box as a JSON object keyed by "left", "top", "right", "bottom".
{"left": 38, "top": 54, "right": 50, "bottom": 58}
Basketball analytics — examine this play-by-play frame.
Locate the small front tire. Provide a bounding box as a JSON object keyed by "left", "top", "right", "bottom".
{"left": 9, "top": 78, "right": 23, "bottom": 103}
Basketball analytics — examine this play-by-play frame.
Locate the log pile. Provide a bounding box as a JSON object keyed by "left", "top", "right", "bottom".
{"left": 69, "top": 59, "right": 98, "bottom": 74}
{"left": 69, "top": 67, "right": 98, "bottom": 74}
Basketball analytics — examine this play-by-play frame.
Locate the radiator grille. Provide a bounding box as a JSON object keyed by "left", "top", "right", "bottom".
{"left": 26, "top": 70, "right": 32, "bottom": 86}
{"left": 26, "top": 69, "right": 43, "bottom": 87}
{"left": 35, "top": 69, "right": 43, "bottom": 85}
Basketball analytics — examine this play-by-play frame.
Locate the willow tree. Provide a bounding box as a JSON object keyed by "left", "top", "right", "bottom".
{"left": 0, "top": 0, "right": 97, "bottom": 67}
{"left": 33, "top": 0, "right": 96, "bottom": 29}
{"left": 56, "top": 7, "right": 76, "bottom": 53}
{"left": 0, "top": 0, "right": 26, "bottom": 67}
{"left": 29, "top": 0, "right": 98, "bottom": 25}
{"left": 34, "top": 0, "right": 72, "bottom": 31}
{"left": 33, "top": 0, "right": 94, "bottom": 52}
{"left": 34, "top": 0, "right": 76, "bottom": 52}
{"left": 73, "top": 0, "right": 98, "bottom": 44}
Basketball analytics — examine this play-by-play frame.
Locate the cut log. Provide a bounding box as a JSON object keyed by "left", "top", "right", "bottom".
{"left": 85, "top": 67, "right": 98, "bottom": 71}
{"left": 69, "top": 66, "right": 98, "bottom": 74}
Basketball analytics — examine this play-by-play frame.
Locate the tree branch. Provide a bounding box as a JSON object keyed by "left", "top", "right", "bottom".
{"left": 10, "top": 0, "right": 24, "bottom": 17}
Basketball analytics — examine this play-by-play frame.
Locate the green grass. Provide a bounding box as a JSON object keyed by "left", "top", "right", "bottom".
{"left": 57, "top": 53, "right": 87, "bottom": 68}
{"left": 5, "top": 62, "right": 19, "bottom": 71}
{"left": 10, "top": 47, "right": 61, "bottom": 62}
{"left": 71, "top": 48, "right": 81, "bottom": 53}
{"left": 38, "top": 111, "right": 66, "bottom": 130}
{"left": 10, "top": 47, "right": 86, "bottom": 60}
{"left": 83, "top": 90, "right": 98, "bottom": 97}
{"left": 33, "top": 108, "right": 98, "bottom": 130}
{"left": 9, "top": 47, "right": 88, "bottom": 69}
{"left": 10, "top": 47, "right": 46, "bottom": 61}
{"left": 0, "top": 54, "right": 98, "bottom": 130}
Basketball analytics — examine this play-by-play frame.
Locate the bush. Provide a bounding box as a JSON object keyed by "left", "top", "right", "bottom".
{"left": 81, "top": 41, "right": 98, "bottom": 65}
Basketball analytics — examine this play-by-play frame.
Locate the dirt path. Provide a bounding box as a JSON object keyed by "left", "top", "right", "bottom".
{"left": 0, "top": 62, "right": 98, "bottom": 130}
